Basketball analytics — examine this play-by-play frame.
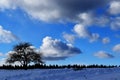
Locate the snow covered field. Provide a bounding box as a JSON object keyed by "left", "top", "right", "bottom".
{"left": 0, "top": 68, "right": 120, "bottom": 80}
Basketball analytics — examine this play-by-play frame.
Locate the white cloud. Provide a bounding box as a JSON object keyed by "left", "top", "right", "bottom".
{"left": 74, "top": 24, "right": 90, "bottom": 38}
{"left": 19, "top": 0, "right": 61, "bottom": 22}
{"left": 113, "top": 44, "right": 120, "bottom": 53}
{"left": 73, "top": 24, "right": 99, "bottom": 42}
{"left": 40, "top": 36, "right": 81, "bottom": 60}
{"left": 0, "top": 25, "right": 18, "bottom": 43}
{"left": 102, "top": 37, "right": 110, "bottom": 44}
{"left": 78, "top": 13, "right": 93, "bottom": 25}
{"left": 0, "top": 52, "right": 3, "bottom": 56}
{"left": 0, "top": 0, "right": 110, "bottom": 22}
{"left": 1, "top": 0, "right": 119, "bottom": 44}
{"left": 6, "top": 51, "right": 16, "bottom": 56}
{"left": 89, "top": 33, "right": 100, "bottom": 42}
{"left": 111, "top": 17, "right": 120, "bottom": 30}
{"left": 95, "top": 16, "right": 109, "bottom": 27}
{"left": 0, "top": 0, "right": 117, "bottom": 32}
{"left": 63, "top": 33, "right": 76, "bottom": 43}
{"left": 0, "top": 53, "right": 7, "bottom": 66}
{"left": 0, "top": 0, "right": 60, "bottom": 22}
{"left": 94, "top": 51, "right": 114, "bottom": 58}
{"left": 0, "top": 0, "right": 16, "bottom": 11}
{"left": 0, "top": 58, "right": 6, "bottom": 66}
{"left": 0, "top": 57, "right": 21, "bottom": 66}
{"left": 109, "top": 1, "right": 120, "bottom": 15}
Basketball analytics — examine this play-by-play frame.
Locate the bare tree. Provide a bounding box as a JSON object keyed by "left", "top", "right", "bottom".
{"left": 6, "top": 42, "right": 43, "bottom": 68}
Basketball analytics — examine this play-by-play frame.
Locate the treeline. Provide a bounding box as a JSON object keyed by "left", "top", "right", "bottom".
{"left": 4, "top": 42, "right": 118, "bottom": 70}
{"left": 0, "top": 64, "right": 118, "bottom": 70}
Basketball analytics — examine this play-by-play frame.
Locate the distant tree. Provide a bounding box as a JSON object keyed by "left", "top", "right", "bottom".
{"left": 6, "top": 42, "right": 43, "bottom": 68}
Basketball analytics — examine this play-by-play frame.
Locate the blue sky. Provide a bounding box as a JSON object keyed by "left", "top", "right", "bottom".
{"left": 0, "top": 0, "right": 120, "bottom": 65}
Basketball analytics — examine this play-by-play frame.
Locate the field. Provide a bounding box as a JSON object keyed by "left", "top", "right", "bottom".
{"left": 0, "top": 68, "right": 120, "bottom": 80}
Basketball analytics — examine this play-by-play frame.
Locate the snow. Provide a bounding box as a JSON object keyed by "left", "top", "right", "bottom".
{"left": 0, "top": 68, "right": 120, "bottom": 80}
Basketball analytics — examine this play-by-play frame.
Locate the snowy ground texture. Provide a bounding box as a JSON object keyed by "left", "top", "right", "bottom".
{"left": 0, "top": 68, "right": 120, "bottom": 80}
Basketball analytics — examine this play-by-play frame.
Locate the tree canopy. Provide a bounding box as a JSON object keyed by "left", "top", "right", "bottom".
{"left": 6, "top": 42, "right": 43, "bottom": 68}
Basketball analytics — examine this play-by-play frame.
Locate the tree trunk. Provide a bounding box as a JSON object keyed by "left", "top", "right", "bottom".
{"left": 23, "top": 61, "right": 27, "bottom": 70}
{"left": 23, "top": 51, "right": 27, "bottom": 70}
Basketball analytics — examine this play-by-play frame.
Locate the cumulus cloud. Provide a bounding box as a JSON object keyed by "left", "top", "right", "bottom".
{"left": 108, "top": 1, "right": 120, "bottom": 31}
{"left": 78, "top": 13, "right": 93, "bottom": 25}
{"left": 73, "top": 24, "right": 99, "bottom": 42}
{"left": 113, "top": 44, "right": 120, "bottom": 53}
{"left": 94, "top": 51, "right": 114, "bottom": 58}
{"left": 19, "top": 0, "right": 61, "bottom": 22}
{"left": 0, "top": 0, "right": 17, "bottom": 11}
{"left": 111, "top": 17, "right": 120, "bottom": 30}
{"left": 95, "top": 16, "right": 109, "bottom": 27}
{"left": 0, "top": 0, "right": 116, "bottom": 27}
{"left": 0, "top": 53, "right": 7, "bottom": 66}
{"left": 63, "top": 33, "right": 76, "bottom": 43}
{"left": 89, "top": 33, "right": 100, "bottom": 42}
{"left": 102, "top": 37, "right": 110, "bottom": 44}
{"left": 1, "top": 0, "right": 119, "bottom": 44}
{"left": 0, "top": 56, "right": 21, "bottom": 66}
{"left": 0, "top": 52, "right": 3, "bottom": 57}
{"left": 73, "top": 24, "right": 90, "bottom": 38}
{"left": 0, "top": 25, "right": 18, "bottom": 43}
{"left": 40, "top": 36, "right": 81, "bottom": 60}
{"left": 0, "top": 0, "right": 110, "bottom": 22}
{"left": 0, "top": 58, "right": 6, "bottom": 66}
{"left": 109, "top": 1, "right": 120, "bottom": 15}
